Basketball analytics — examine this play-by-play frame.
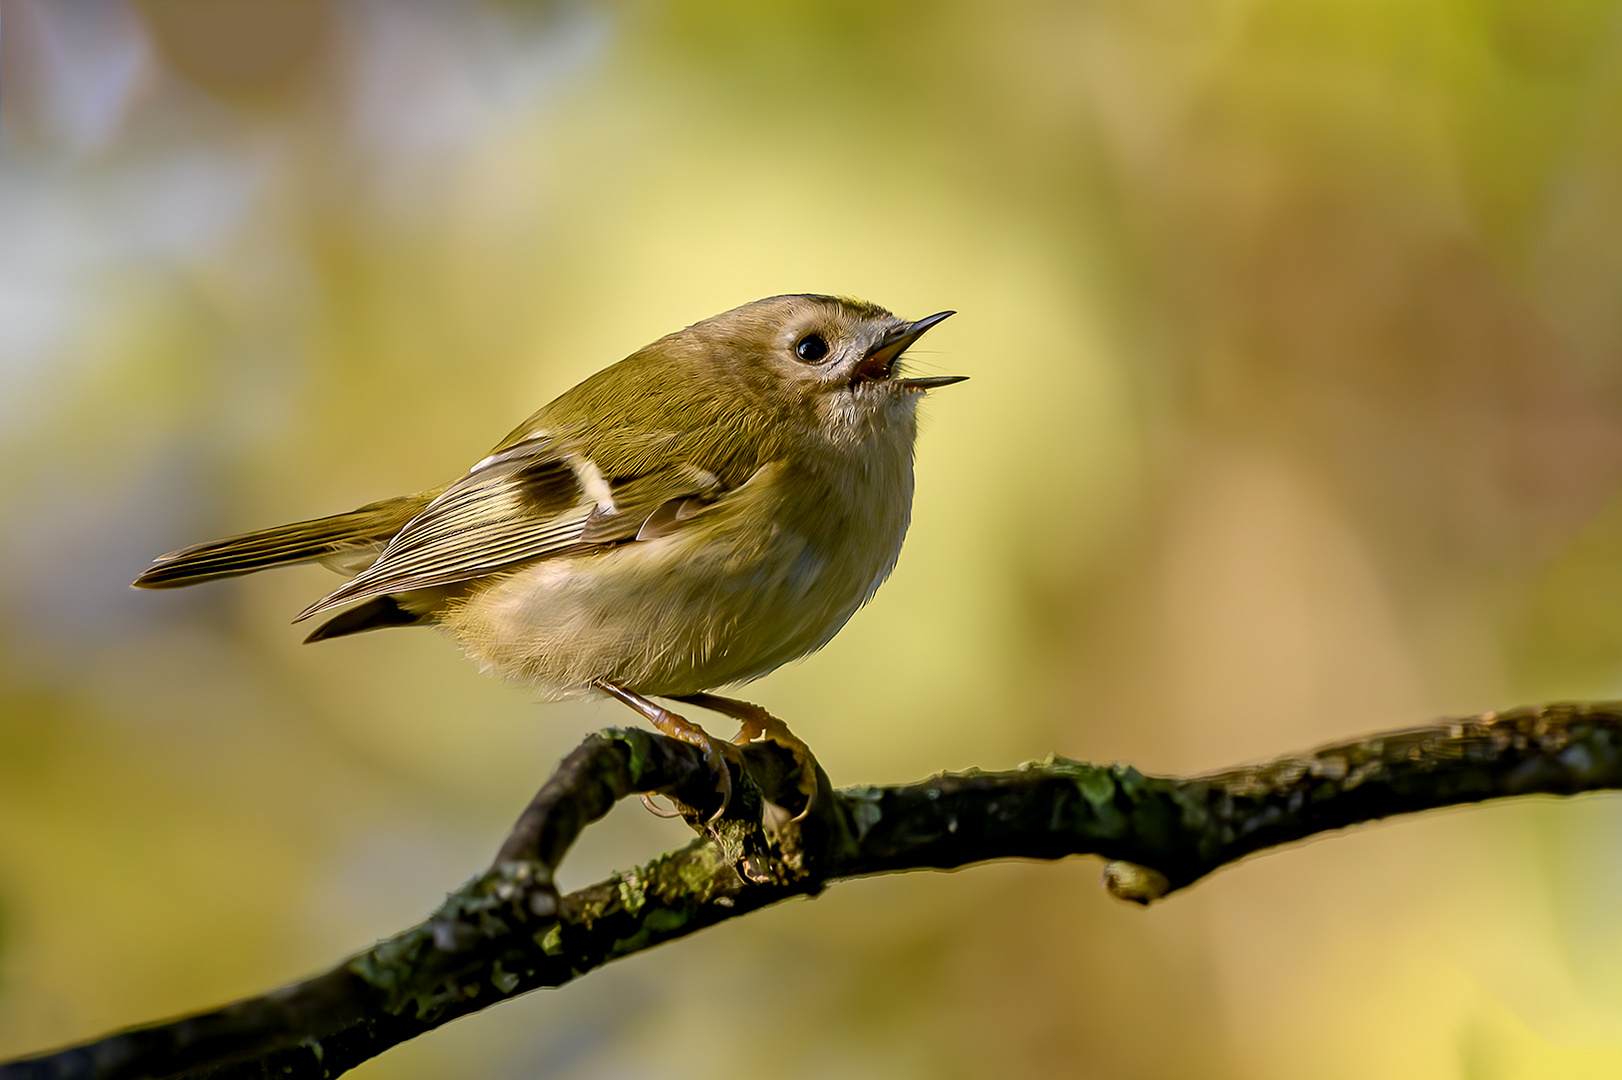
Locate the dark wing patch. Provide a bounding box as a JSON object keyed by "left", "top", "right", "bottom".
{"left": 295, "top": 444, "right": 593, "bottom": 621}
{"left": 295, "top": 440, "right": 734, "bottom": 622}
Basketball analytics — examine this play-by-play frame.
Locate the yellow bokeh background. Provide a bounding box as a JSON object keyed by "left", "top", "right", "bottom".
{"left": 5, "top": 1, "right": 1622, "bottom": 1076}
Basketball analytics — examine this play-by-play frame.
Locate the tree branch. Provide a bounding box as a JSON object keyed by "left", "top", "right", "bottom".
{"left": 5, "top": 701, "right": 1621, "bottom": 1080}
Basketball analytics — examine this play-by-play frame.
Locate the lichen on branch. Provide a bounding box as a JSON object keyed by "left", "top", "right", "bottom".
{"left": 5, "top": 701, "right": 1622, "bottom": 1080}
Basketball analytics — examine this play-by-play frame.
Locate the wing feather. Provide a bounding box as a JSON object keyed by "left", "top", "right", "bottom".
{"left": 294, "top": 438, "right": 726, "bottom": 621}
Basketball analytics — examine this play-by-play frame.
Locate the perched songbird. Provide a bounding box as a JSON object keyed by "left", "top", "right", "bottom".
{"left": 134, "top": 294, "right": 963, "bottom": 780}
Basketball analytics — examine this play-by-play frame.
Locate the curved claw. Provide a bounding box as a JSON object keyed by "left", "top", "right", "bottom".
{"left": 700, "top": 739, "right": 734, "bottom": 822}
{"left": 639, "top": 793, "right": 687, "bottom": 819}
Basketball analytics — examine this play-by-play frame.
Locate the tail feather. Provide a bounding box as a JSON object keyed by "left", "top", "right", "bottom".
{"left": 132, "top": 491, "right": 438, "bottom": 590}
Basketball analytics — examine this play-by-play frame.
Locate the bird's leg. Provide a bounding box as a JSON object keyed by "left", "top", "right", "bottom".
{"left": 593, "top": 679, "right": 732, "bottom": 819}
{"left": 675, "top": 692, "right": 818, "bottom": 818}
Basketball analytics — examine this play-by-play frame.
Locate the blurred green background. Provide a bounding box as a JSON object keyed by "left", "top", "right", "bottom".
{"left": 5, "top": 0, "right": 1622, "bottom": 1076}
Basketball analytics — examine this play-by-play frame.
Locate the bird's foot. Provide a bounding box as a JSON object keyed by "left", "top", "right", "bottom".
{"left": 593, "top": 680, "right": 733, "bottom": 820}
{"left": 675, "top": 693, "right": 818, "bottom": 821}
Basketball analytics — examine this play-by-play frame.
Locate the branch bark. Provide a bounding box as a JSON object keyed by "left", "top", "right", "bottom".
{"left": 5, "top": 701, "right": 1622, "bottom": 1080}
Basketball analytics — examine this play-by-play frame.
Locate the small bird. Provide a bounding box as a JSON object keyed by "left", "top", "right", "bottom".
{"left": 134, "top": 294, "right": 963, "bottom": 790}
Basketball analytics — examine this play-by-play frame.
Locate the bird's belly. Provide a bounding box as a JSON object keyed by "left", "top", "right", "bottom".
{"left": 438, "top": 508, "right": 903, "bottom": 698}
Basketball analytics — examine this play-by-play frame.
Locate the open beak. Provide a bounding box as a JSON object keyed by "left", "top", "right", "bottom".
{"left": 854, "top": 310, "right": 967, "bottom": 390}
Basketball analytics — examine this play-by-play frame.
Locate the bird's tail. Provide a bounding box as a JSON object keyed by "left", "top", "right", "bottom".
{"left": 131, "top": 491, "right": 438, "bottom": 589}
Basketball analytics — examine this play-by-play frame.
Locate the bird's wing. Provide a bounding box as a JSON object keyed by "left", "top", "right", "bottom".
{"left": 293, "top": 433, "right": 726, "bottom": 621}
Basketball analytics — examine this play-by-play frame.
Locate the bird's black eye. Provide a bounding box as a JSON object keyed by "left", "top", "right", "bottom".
{"left": 795, "top": 333, "right": 830, "bottom": 363}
